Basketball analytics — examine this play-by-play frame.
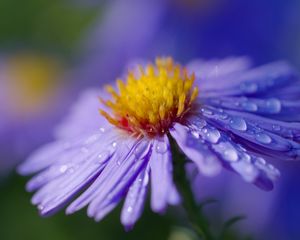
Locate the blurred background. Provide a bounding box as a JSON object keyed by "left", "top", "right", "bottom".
{"left": 1, "top": 0, "right": 300, "bottom": 239}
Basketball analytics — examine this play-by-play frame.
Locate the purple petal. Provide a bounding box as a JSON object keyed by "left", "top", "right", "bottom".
{"left": 170, "top": 123, "right": 222, "bottom": 177}
{"left": 198, "top": 61, "right": 297, "bottom": 98}
{"left": 18, "top": 128, "right": 116, "bottom": 175}
{"left": 172, "top": 122, "right": 279, "bottom": 191}
{"left": 150, "top": 135, "right": 180, "bottom": 213}
{"left": 54, "top": 88, "right": 111, "bottom": 140}
{"left": 29, "top": 132, "right": 120, "bottom": 216}
{"left": 187, "top": 57, "right": 252, "bottom": 91}
{"left": 121, "top": 166, "right": 150, "bottom": 230}
{"left": 66, "top": 138, "right": 152, "bottom": 221}
{"left": 89, "top": 139, "right": 152, "bottom": 221}
{"left": 203, "top": 96, "right": 300, "bottom": 121}
{"left": 198, "top": 106, "right": 300, "bottom": 161}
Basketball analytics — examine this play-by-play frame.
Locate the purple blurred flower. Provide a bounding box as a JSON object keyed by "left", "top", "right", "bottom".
{"left": 0, "top": 52, "right": 68, "bottom": 175}
{"left": 19, "top": 57, "right": 300, "bottom": 230}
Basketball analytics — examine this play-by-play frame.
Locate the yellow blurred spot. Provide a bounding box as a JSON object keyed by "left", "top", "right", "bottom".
{"left": 100, "top": 57, "right": 198, "bottom": 137}
{"left": 7, "top": 53, "right": 62, "bottom": 115}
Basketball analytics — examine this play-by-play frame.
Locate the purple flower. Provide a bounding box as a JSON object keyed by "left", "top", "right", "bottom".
{"left": 19, "top": 57, "right": 300, "bottom": 230}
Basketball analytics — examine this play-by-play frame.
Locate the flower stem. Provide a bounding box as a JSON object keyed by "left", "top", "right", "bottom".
{"left": 171, "top": 139, "right": 215, "bottom": 240}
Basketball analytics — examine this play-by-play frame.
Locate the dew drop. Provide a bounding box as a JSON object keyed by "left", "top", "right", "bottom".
{"left": 38, "top": 205, "right": 44, "bottom": 211}
{"left": 127, "top": 206, "right": 133, "bottom": 213}
{"left": 229, "top": 117, "right": 247, "bottom": 131}
{"left": 243, "top": 154, "right": 251, "bottom": 163}
{"left": 272, "top": 125, "right": 281, "bottom": 131}
{"left": 191, "top": 131, "right": 200, "bottom": 139}
{"left": 224, "top": 148, "right": 238, "bottom": 162}
{"left": 240, "top": 82, "right": 258, "bottom": 93}
{"left": 265, "top": 98, "right": 281, "bottom": 113}
{"left": 99, "top": 127, "right": 105, "bottom": 133}
{"left": 242, "top": 101, "right": 258, "bottom": 111}
{"left": 156, "top": 141, "right": 168, "bottom": 154}
{"left": 267, "top": 164, "right": 275, "bottom": 171}
{"left": 59, "top": 165, "right": 68, "bottom": 173}
{"left": 202, "top": 128, "right": 220, "bottom": 143}
{"left": 97, "top": 151, "right": 110, "bottom": 163}
{"left": 201, "top": 108, "right": 213, "bottom": 115}
{"left": 256, "top": 157, "right": 266, "bottom": 165}
{"left": 255, "top": 133, "right": 272, "bottom": 144}
{"left": 218, "top": 113, "right": 228, "bottom": 120}
{"left": 112, "top": 141, "right": 117, "bottom": 148}
{"left": 193, "top": 118, "right": 207, "bottom": 129}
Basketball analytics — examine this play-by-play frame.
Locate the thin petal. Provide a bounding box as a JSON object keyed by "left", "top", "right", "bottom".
{"left": 198, "top": 106, "right": 300, "bottom": 161}
{"left": 150, "top": 135, "right": 179, "bottom": 213}
{"left": 203, "top": 96, "right": 300, "bottom": 121}
{"left": 121, "top": 166, "right": 150, "bottom": 230}
{"left": 198, "top": 61, "right": 297, "bottom": 98}
{"left": 66, "top": 138, "right": 151, "bottom": 221}
{"left": 18, "top": 128, "right": 116, "bottom": 175}
{"left": 172, "top": 123, "right": 279, "bottom": 191}
{"left": 54, "top": 89, "right": 111, "bottom": 140}
{"left": 170, "top": 123, "right": 222, "bottom": 177}
{"left": 187, "top": 57, "right": 252, "bottom": 91}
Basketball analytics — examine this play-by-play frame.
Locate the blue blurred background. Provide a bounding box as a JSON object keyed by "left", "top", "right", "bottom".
{"left": 1, "top": 0, "right": 300, "bottom": 239}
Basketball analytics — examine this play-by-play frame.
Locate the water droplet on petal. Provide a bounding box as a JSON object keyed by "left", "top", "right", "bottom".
{"left": 192, "top": 118, "right": 207, "bottom": 129}
{"left": 201, "top": 108, "right": 213, "bottom": 115}
{"left": 255, "top": 133, "right": 272, "bottom": 144}
{"left": 66, "top": 167, "right": 75, "bottom": 174}
{"left": 240, "top": 82, "right": 258, "bottom": 93}
{"left": 267, "top": 164, "right": 275, "bottom": 170}
{"left": 255, "top": 157, "right": 266, "bottom": 166}
{"left": 218, "top": 113, "right": 228, "bottom": 120}
{"left": 265, "top": 98, "right": 281, "bottom": 113}
{"left": 38, "top": 205, "right": 44, "bottom": 211}
{"left": 59, "top": 165, "right": 68, "bottom": 173}
{"left": 156, "top": 141, "right": 168, "bottom": 154}
{"left": 191, "top": 131, "right": 200, "bottom": 139}
{"left": 127, "top": 206, "right": 133, "bottom": 213}
{"left": 242, "top": 101, "right": 258, "bottom": 111}
{"left": 99, "top": 127, "right": 105, "bottom": 133}
{"left": 224, "top": 148, "right": 238, "bottom": 162}
{"left": 202, "top": 128, "right": 220, "bottom": 143}
{"left": 243, "top": 154, "right": 251, "bottom": 163}
{"left": 229, "top": 117, "right": 247, "bottom": 131}
{"left": 272, "top": 125, "right": 281, "bottom": 131}
{"left": 112, "top": 141, "right": 117, "bottom": 148}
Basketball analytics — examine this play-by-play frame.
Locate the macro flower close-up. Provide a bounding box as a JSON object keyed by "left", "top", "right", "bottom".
{"left": 2, "top": 1, "right": 300, "bottom": 240}
{"left": 18, "top": 56, "right": 300, "bottom": 236}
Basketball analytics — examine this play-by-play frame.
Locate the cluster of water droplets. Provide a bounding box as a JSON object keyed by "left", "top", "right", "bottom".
{"left": 198, "top": 106, "right": 281, "bottom": 149}
{"left": 207, "top": 96, "right": 282, "bottom": 114}
{"left": 187, "top": 110, "right": 281, "bottom": 182}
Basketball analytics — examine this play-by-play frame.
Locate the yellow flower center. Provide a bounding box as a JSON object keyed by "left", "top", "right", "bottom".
{"left": 100, "top": 57, "right": 199, "bottom": 137}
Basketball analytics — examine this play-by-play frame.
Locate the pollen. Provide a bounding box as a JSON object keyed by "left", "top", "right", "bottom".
{"left": 100, "top": 57, "right": 199, "bottom": 137}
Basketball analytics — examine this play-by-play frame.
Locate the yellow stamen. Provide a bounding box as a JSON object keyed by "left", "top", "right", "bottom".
{"left": 100, "top": 57, "right": 199, "bottom": 137}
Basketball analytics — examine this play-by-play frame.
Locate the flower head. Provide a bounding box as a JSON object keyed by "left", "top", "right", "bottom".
{"left": 19, "top": 57, "right": 300, "bottom": 229}
{"left": 100, "top": 57, "right": 198, "bottom": 137}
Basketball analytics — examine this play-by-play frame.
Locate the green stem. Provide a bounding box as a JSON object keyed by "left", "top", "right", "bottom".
{"left": 171, "top": 139, "right": 215, "bottom": 240}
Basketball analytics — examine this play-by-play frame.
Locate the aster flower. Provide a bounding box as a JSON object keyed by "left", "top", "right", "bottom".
{"left": 19, "top": 57, "right": 300, "bottom": 233}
